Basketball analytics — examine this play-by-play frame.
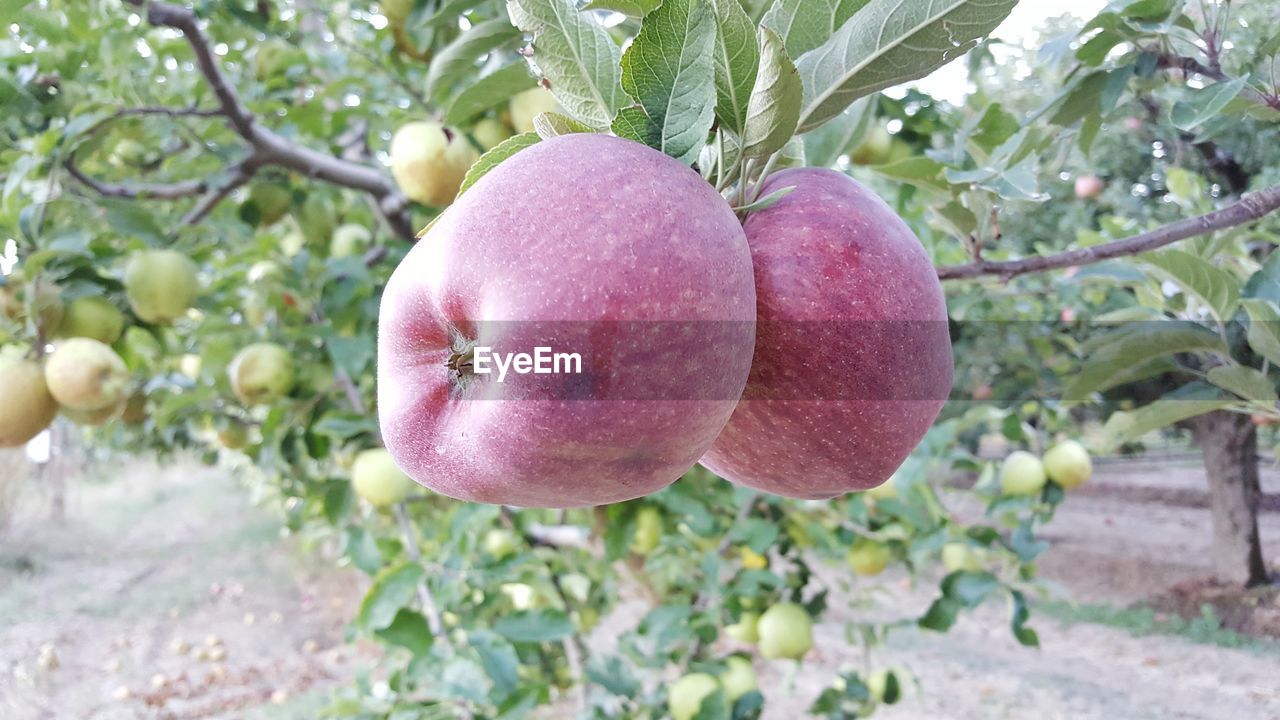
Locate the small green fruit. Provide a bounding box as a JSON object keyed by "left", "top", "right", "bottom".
{"left": 57, "top": 296, "right": 125, "bottom": 345}
{"left": 846, "top": 539, "right": 891, "bottom": 576}
{"left": 724, "top": 611, "right": 760, "bottom": 643}
{"left": 719, "top": 656, "right": 757, "bottom": 702}
{"left": 848, "top": 125, "right": 892, "bottom": 165}
{"left": 44, "top": 338, "right": 129, "bottom": 411}
{"left": 757, "top": 601, "right": 813, "bottom": 660}
{"left": 217, "top": 421, "right": 250, "bottom": 450}
{"left": 248, "top": 182, "right": 292, "bottom": 226}
{"left": 1043, "top": 440, "right": 1092, "bottom": 489}
{"left": 668, "top": 673, "right": 720, "bottom": 720}
{"left": 630, "top": 505, "right": 661, "bottom": 555}
{"left": 508, "top": 87, "right": 559, "bottom": 134}
{"left": 124, "top": 250, "right": 199, "bottom": 324}
{"left": 0, "top": 356, "right": 58, "bottom": 447}
{"left": 483, "top": 528, "right": 518, "bottom": 559}
{"left": 228, "top": 342, "right": 294, "bottom": 406}
{"left": 941, "top": 542, "right": 983, "bottom": 573}
{"left": 390, "top": 121, "right": 479, "bottom": 207}
{"left": 351, "top": 448, "right": 415, "bottom": 507}
{"left": 329, "top": 224, "right": 373, "bottom": 258}
{"left": 471, "top": 117, "right": 513, "bottom": 150}
{"left": 1000, "top": 451, "right": 1047, "bottom": 496}
{"left": 63, "top": 399, "right": 124, "bottom": 427}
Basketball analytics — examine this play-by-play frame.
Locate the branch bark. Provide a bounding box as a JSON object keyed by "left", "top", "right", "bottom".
{"left": 936, "top": 184, "right": 1280, "bottom": 281}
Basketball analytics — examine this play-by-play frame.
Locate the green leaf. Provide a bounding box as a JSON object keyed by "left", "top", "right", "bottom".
{"left": 795, "top": 0, "right": 1017, "bottom": 132}
{"left": 344, "top": 526, "right": 384, "bottom": 575}
{"left": 615, "top": 0, "right": 718, "bottom": 164}
{"left": 358, "top": 561, "right": 425, "bottom": 631}
{"left": 1103, "top": 384, "right": 1234, "bottom": 442}
{"left": 1009, "top": 590, "right": 1039, "bottom": 648}
{"left": 1206, "top": 365, "right": 1277, "bottom": 404}
{"left": 611, "top": 106, "right": 653, "bottom": 145}
{"left": 445, "top": 61, "right": 539, "bottom": 125}
{"left": 457, "top": 132, "right": 541, "bottom": 197}
{"left": 375, "top": 609, "right": 434, "bottom": 656}
{"left": 711, "top": 0, "right": 760, "bottom": 135}
{"left": 494, "top": 609, "right": 574, "bottom": 643}
{"left": 1140, "top": 249, "right": 1240, "bottom": 322}
{"left": 470, "top": 630, "right": 520, "bottom": 696}
{"left": 507, "top": 0, "right": 623, "bottom": 129}
{"left": 735, "top": 184, "right": 795, "bottom": 214}
{"left": 425, "top": 19, "right": 522, "bottom": 102}
{"left": 1171, "top": 77, "right": 1247, "bottom": 132}
{"left": 583, "top": 0, "right": 661, "bottom": 15}
{"left": 760, "top": 0, "right": 870, "bottom": 59}
{"left": 1241, "top": 299, "right": 1280, "bottom": 366}
{"left": 801, "top": 95, "right": 873, "bottom": 168}
{"left": 532, "top": 111, "right": 595, "bottom": 139}
{"left": 1066, "top": 322, "right": 1227, "bottom": 400}
{"left": 741, "top": 27, "right": 802, "bottom": 159}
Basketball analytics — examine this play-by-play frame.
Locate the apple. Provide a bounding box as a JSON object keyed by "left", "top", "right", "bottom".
{"left": 864, "top": 478, "right": 899, "bottom": 501}
{"left": 7, "top": 277, "right": 65, "bottom": 334}
{"left": 483, "top": 528, "right": 518, "bottom": 559}
{"left": 471, "top": 117, "right": 513, "bottom": 150}
{"left": 296, "top": 194, "right": 336, "bottom": 246}
{"left": 848, "top": 125, "right": 893, "bottom": 165}
{"left": 508, "top": 87, "right": 559, "bottom": 134}
{"left": 110, "top": 139, "right": 148, "bottom": 168}
{"left": 351, "top": 448, "right": 416, "bottom": 507}
{"left": 724, "top": 611, "right": 760, "bottom": 643}
{"left": 700, "top": 168, "right": 952, "bottom": 499}
{"left": 668, "top": 672, "right": 720, "bottom": 720}
{"left": 63, "top": 399, "right": 125, "bottom": 426}
{"left": 179, "top": 353, "right": 203, "bottom": 380}
{"left": 867, "top": 668, "right": 902, "bottom": 704}
{"left": 377, "top": 134, "right": 756, "bottom": 507}
{"left": 44, "top": 338, "right": 130, "bottom": 411}
{"left": 740, "top": 546, "right": 768, "bottom": 570}
{"left": 1000, "top": 450, "right": 1047, "bottom": 496}
{"left": 228, "top": 342, "right": 294, "bottom": 406}
{"left": 0, "top": 355, "right": 58, "bottom": 447}
{"left": 216, "top": 420, "right": 250, "bottom": 450}
{"left": 1074, "top": 174, "right": 1105, "bottom": 200}
{"left": 720, "top": 656, "right": 758, "bottom": 702}
{"left": 756, "top": 601, "right": 813, "bottom": 660}
{"left": 631, "top": 506, "right": 662, "bottom": 555}
{"left": 124, "top": 249, "right": 199, "bottom": 324}
{"left": 248, "top": 182, "right": 292, "bottom": 226}
{"left": 941, "top": 542, "right": 983, "bottom": 573}
{"left": 846, "top": 539, "right": 891, "bottom": 576}
{"left": 57, "top": 296, "right": 125, "bottom": 345}
{"left": 389, "top": 121, "right": 479, "bottom": 207}
{"left": 329, "top": 224, "right": 372, "bottom": 258}
{"left": 1043, "top": 439, "right": 1092, "bottom": 489}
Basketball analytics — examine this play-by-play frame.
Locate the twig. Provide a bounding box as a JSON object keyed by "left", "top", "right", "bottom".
{"left": 64, "top": 156, "right": 208, "bottom": 199}
{"left": 393, "top": 502, "right": 453, "bottom": 650}
{"left": 1154, "top": 51, "right": 1280, "bottom": 111}
{"left": 179, "top": 158, "right": 260, "bottom": 227}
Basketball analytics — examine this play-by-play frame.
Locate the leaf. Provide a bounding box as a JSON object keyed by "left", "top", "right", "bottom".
{"left": 583, "top": 0, "right": 661, "bottom": 15}
{"left": 1065, "top": 322, "right": 1227, "bottom": 400}
{"left": 375, "top": 609, "right": 434, "bottom": 656}
{"left": 1242, "top": 299, "right": 1280, "bottom": 366}
{"left": 1206, "top": 365, "right": 1277, "bottom": 404}
{"left": 1103, "top": 384, "right": 1233, "bottom": 442}
{"left": 741, "top": 27, "right": 803, "bottom": 159}
{"left": 445, "top": 61, "right": 539, "bottom": 125}
{"left": 457, "top": 132, "right": 541, "bottom": 197}
{"left": 761, "top": 0, "right": 870, "bottom": 58}
{"left": 735, "top": 184, "right": 795, "bottom": 214}
{"left": 358, "top": 561, "right": 425, "bottom": 631}
{"left": 794, "top": 0, "right": 1017, "bottom": 132}
{"left": 1171, "top": 77, "right": 1247, "bottom": 131}
{"left": 711, "top": 0, "right": 760, "bottom": 135}
{"left": 532, "top": 111, "right": 595, "bottom": 139}
{"left": 611, "top": 106, "right": 653, "bottom": 145}
{"left": 1140, "top": 249, "right": 1240, "bottom": 322}
{"left": 425, "top": 19, "right": 522, "bottom": 102}
{"left": 507, "top": 0, "right": 623, "bottom": 129}
{"left": 615, "top": 0, "right": 718, "bottom": 164}
{"left": 801, "top": 95, "right": 872, "bottom": 168}
{"left": 470, "top": 630, "right": 520, "bottom": 696}
{"left": 494, "top": 609, "right": 574, "bottom": 643}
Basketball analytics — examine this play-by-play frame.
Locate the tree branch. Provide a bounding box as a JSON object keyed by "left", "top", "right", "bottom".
{"left": 1154, "top": 51, "right": 1280, "bottom": 112}
{"left": 936, "top": 184, "right": 1280, "bottom": 281}
{"left": 64, "top": 155, "right": 208, "bottom": 199}
{"left": 180, "top": 158, "right": 260, "bottom": 227}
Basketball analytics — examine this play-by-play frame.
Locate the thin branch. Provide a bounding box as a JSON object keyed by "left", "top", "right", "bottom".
{"left": 936, "top": 184, "right": 1280, "bottom": 281}
{"left": 179, "top": 158, "right": 260, "bottom": 227}
{"left": 1154, "top": 51, "right": 1280, "bottom": 111}
{"left": 393, "top": 502, "right": 453, "bottom": 650}
{"left": 64, "top": 155, "right": 208, "bottom": 199}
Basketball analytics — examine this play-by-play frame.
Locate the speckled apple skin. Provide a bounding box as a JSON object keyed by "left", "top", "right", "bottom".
{"left": 377, "top": 134, "right": 756, "bottom": 508}
{"left": 700, "top": 168, "right": 953, "bottom": 498}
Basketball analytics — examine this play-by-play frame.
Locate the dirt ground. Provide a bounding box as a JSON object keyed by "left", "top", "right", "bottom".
{"left": 1, "top": 451, "right": 1278, "bottom": 719}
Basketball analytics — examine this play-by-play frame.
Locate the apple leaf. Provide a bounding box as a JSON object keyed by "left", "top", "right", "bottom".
{"left": 802, "top": 95, "right": 873, "bottom": 168}
{"left": 711, "top": 0, "right": 759, "bottom": 135}
{"left": 1206, "top": 365, "right": 1277, "bottom": 405}
{"left": 1102, "top": 383, "right": 1234, "bottom": 443}
{"left": 1241, "top": 299, "right": 1280, "bottom": 366}
{"left": 445, "top": 61, "right": 539, "bottom": 125}
{"left": 795, "top": 0, "right": 1017, "bottom": 133}
{"left": 1139, "top": 249, "right": 1240, "bottom": 323}
{"left": 532, "top": 111, "right": 595, "bottom": 139}
{"left": 358, "top": 560, "right": 426, "bottom": 631}
{"left": 507, "top": 0, "right": 623, "bottom": 130}
{"left": 1171, "top": 77, "right": 1247, "bottom": 131}
{"left": 741, "top": 27, "right": 802, "bottom": 160}
{"left": 614, "top": 0, "right": 718, "bottom": 165}
{"left": 582, "top": 0, "right": 661, "bottom": 16}
{"left": 425, "top": 18, "right": 523, "bottom": 103}
{"left": 760, "top": 0, "right": 869, "bottom": 59}
{"left": 1065, "top": 321, "right": 1228, "bottom": 401}
{"left": 734, "top": 184, "right": 795, "bottom": 214}
{"left": 494, "top": 609, "right": 574, "bottom": 643}
{"left": 457, "top": 132, "right": 541, "bottom": 197}
{"left": 375, "top": 609, "right": 434, "bottom": 656}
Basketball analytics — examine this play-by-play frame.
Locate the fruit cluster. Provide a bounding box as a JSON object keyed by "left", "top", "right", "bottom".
{"left": 999, "top": 440, "right": 1093, "bottom": 496}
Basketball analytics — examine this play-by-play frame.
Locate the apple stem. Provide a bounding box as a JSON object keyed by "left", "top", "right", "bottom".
{"left": 446, "top": 346, "right": 475, "bottom": 378}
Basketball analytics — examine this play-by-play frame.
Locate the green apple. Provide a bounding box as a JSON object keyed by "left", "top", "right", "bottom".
{"left": 846, "top": 539, "right": 891, "bottom": 576}
{"left": 757, "top": 601, "right": 813, "bottom": 660}
{"left": 668, "top": 673, "right": 720, "bottom": 720}
{"left": 295, "top": 194, "right": 336, "bottom": 246}
{"left": 471, "top": 117, "right": 513, "bottom": 150}
{"left": 941, "top": 542, "right": 983, "bottom": 573}
{"left": 849, "top": 125, "right": 892, "bottom": 165}
{"left": 110, "top": 139, "right": 148, "bottom": 168}
{"left": 508, "top": 87, "right": 559, "bottom": 134}
{"left": 390, "top": 121, "right": 479, "bottom": 207}
{"left": 1000, "top": 450, "right": 1047, "bottom": 496}
{"left": 483, "top": 528, "right": 518, "bottom": 559}
{"left": 63, "top": 399, "right": 125, "bottom": 427}
{"left": 248, "top": 182, "right": 292, "bottom": 226}
{"left": 630, "top": 505, "right": 662, "bottom": 554}
{"left": 124, "top": 249, "right": 199, "bottom": 324}
{"left": 724, "top": 610, "right": 760, "bottom": 643}
{"left": 0, "top": 355, "right": 58, "bottom": 447}
{"left": 228, "top": 342, "right": 294, "bottom": 406}
{"left": 864, "top": 478, "right": 899, "bottom": 501}
{"left": 351, "top": 448, "right": 415, "bottom": 507}
{"left": 57, "top": 296, "right": 125, "bottom": 345}
{"left": 329, "top": 224, "right": 373, "bottom": 258}
{"left": 216, "top": 420, "right": 250, "bottom": 450}
{"left": 867, "top": 668, "right": 901, "bottom": 704}
{"left": 719, "top": 656, "right": 757, "bottom": 702}
{"left": 1043, "top": 440, "right": 1092, "bottom": 489}
{"left": 44, "top": 338, "right": 129, "bottom": 411}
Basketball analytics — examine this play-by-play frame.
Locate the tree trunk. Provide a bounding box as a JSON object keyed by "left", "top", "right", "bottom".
{"left": 1190, "top": 410, "right": 1268, "bottom": 587}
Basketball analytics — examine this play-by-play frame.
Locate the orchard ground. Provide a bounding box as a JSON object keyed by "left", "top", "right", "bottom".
{"left": 1, "top": 451, "right": 1278, "bottom": 720}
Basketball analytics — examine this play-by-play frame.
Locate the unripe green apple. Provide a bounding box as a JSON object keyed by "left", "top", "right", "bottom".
{"left": 16, "top": 278, "right": 64, "bottom": 335}
{"left": 296, "top": 195, "right": 336, "bottom": 246}
{"left": 846, "top": 539, "right": 891, "bottom": 576}
{"left": 668, "top": 673, "right": 720, "bottom": 720}
{"left": 110, "top": 139, "right": 148, "bottom": 168}
{"left": 390, "top": 121, "right": 478, "bottom": 207}
{"left": 724, "top": 611, "right": 760, "bottom": 643}
{"left": 630, "top": 505, "right": 662, "bottom": 555}
{"left": 329, "top": 224, "right": 373, "bottom": 258}
{"left": 867, "top": 668, "right": 902, "bottom": 704}
{"left": 757, "top": 601, "right": 813, "bottom": 660}
{"left": 121, "top": 391, "right": 148, "bottom": 425}
{"left": 1000, "top": 450, "right": 1047, "bottom": 496}
{"left": 848, "top": 125, "right": 893, "bottom": 165}
{"left": 352, "top": 448, "right": 415, "bottom": 507}
{"left": 124, "top": 250, "right": 199, "bottom": 324}
{"left": 248, "top": 182, "right": 292, "bottom": 226}
{"left": 63, "top": 398, "right": 125, "bottom": 427}
{"left": 0, "top": 355, "right": 58, "bottom": 447}
{"left": 57, "top": 296, "right": 125, "bottom": 345}
{"left": 483, "top": 528, "right": 518, "bottom": 559}
{"left": 941, "top": 542, "right": 983, "bottom": 573}
{"left": 217, "top": 420, "right": 250, "bottom": 450}
{"left": 864, "top": 479, "right": 899, "bottom": 501}
{"left": 44, "top": 338, "right": 129, "bottom": 411}
{"left": 720, "top": 656, "right": 757, "bottom": 702}
{"left": 1042, "top": 440, "right": 1092, "bottom": 489}
{"left": 228, "top": 342, "right": 294, "bottom": 406}
{"left": 471, "top": 117, "right": 513, "bottom": 151}
{"left": 508, "top": 88, "right": 559, "bottom": 134}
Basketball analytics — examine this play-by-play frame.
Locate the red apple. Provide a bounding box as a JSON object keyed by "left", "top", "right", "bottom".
{"left": 1074, "top": 174, "right": 1105, "bottom": 200}
{"left": 700, "top": 168, "right": 952, "bottom": 498}
{"left": 377, "top": 134, "right": 756, "bottom": 507}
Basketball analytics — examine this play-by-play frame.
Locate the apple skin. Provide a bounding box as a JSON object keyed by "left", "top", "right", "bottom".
{"left": 472, "top": 118, "right": 514, "bottom": 151}
{"left": 390, "top": 121, "right": 479, "bottom": 207}
{"left": 0, "top": 356, "right": 58, "bottom": 447}
{"left": 44, "top": 338, "right": 130, "bottom": 411}
{"left": 228, "top": 342, "right": 295, "bottom": 406}
{"left": 846, "top": 539, "right": 891, "bottom": 576}
{"left": 124, "top": 250, "right": 199, "bottom": 324}
{"left": 377, "top": 134, "right": 756, "bottom": 507}
{"left": 1000, "top": 450, "right": 1047, "bottom": 496}
{"left": 757, "top": 601, "right": 813, "bottom": 660}
{"left": 63, "top": 399, "right": 125, "bottom": 426}
{"left": 351, "top": 448, "right": 416, "bottom": 507}
{"left": 724, "top": 611, "right": 760, "bottom": 643}
{"left": 508, "top": 87, "right": 559, "bottom": 134}
{"left": 668, "top": 673, "right": 720, "bottom": 720}
{"left": 1074, "top": 174, "right": 1105, "bottom": 200}
{"left": 57, "top": 296, "right": 125, "bottom": 345}
{"left": 941, "top": 542, "right": 983, "bottom": 573}
{"left": 330, "top": 224, "right": 373, "bottom": 258}
{"left": 700, "top": 168, "right": 952, "bottom": 499}
{"left": 248, "top": 182, "right": 292, "bottom": 226}
{"left": 1043, "top": 439, "right": 1091, "bottom": 489}
{"left": 720, "top": 656, "right": 758, "bottom": 702}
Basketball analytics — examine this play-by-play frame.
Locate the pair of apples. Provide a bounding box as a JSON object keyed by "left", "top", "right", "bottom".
{"left": 377, "top": 135, "right": 953, "bottom": 507}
